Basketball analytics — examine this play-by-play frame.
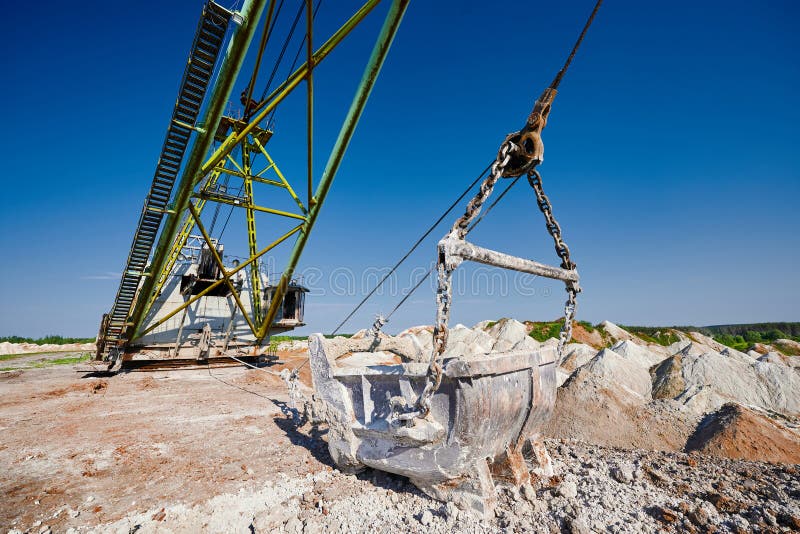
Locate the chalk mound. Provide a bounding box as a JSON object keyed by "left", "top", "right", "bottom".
{"left": 610, "top": 339, "right": 664, "bottom": 368}
{"left": 650, "top": 351, "right": 800, "bottom": 417}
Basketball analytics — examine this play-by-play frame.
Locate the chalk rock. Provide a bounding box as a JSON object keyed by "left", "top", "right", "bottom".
{"left": 559, "top": 343, "right": 597, "bottom": 372}
{"left": 599, "top": 321, "right": 635, "bottom": 342}
{"left": 652, "top": 351, "right": 800, "bottom": 416}
{"left": 441, "top": 324, "right": 494, "bottom": 358}
{"left": 719, "top": 347, "right": 754, "bottom": 364}
{"left": 583, "top": 348, "right": 652, "bottom": 399}
{"left": 487, "top": 318, "right": 530, "bottom": 352}
{"left": 610, "top": 340, "right": 663, "bottom": 368}
{"left": 758, "top": 352, "right": 785, "bottom": 365}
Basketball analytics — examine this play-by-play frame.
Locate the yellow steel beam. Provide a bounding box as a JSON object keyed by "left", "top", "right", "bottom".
{"left": 226, "top": 154, "right": 246, "bottom": 175}
{"left": 251, "top": 137, "right": 306, "bottom": 214}
{"left": 218, "top": 166, "right": 285, "bottom": 188}
{"left": 193, "top": 192, "right": 307, "bottom": 220}
{"left": 254, "top": 163, "right": 274, "bottom": 177}
{"left": 199, "top": 0, "right": 382, "bottom": 178}
{"left": 242, "top": 143, "right": 263, "bottom": 322}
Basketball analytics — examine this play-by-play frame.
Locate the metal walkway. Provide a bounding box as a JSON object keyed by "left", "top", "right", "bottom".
{"left": 101, "top": 2, "right": 232, "bottom": 353}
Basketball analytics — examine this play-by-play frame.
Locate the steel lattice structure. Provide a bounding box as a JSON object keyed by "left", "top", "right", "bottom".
{"left": 97, "top": 0, "right": 410, "bottom": 363}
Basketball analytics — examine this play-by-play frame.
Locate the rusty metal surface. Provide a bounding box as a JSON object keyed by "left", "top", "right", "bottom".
{"left": 442, "top": 236, "right": 579, "bottom": 283}
{"left": 308, "top": 334, "right": 557, "bottom": 516}
{"left": 501, "top": 87, "right": 556, "bottom": 177}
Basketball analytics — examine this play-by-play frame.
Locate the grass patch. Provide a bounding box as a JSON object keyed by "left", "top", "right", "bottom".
{"left": 45, "top": 354, "right": 92, "bottom": 366}
{"left": 0, "top": 349, "right": 89, "bottom": 360}
{"left": 269, "top": 334, "right": 352, "bottom": 343}
{"left": 775, "top": 343, "right": 800, "bottom": 356}
{"left": 0, "top": 353, "right": 29, "bottom": 362}
{"left": 528, "top": 321, "right": 564, "bottom": 342}
{"left": 577, "top": 320, "right": 595, "bottom": 333}
{"left": 0, "top": 353, "right": 91, "bottom": 371}
{"left": 618, "top": 325, "right": 680, "bottom": 346}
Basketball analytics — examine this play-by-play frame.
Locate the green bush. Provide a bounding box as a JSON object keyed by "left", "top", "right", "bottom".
{"left": 0, "top": 335, "right": 95, "bottom": 345}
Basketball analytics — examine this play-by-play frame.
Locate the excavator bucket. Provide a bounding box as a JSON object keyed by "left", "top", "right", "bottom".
{"left": 308, "top": 333, "right": 557, "bottom": 515}
{"left": 306, "top": 0, "right": 602, "bottom": 510}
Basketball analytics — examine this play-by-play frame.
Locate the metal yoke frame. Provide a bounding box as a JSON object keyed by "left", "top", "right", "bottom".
{"left": 115, "top": 0, "right": 410, "bottom": 353}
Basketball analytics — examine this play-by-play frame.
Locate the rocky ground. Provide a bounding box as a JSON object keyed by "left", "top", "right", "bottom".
{"left": 1, "top": 321, "right": 799, "bottom": 533}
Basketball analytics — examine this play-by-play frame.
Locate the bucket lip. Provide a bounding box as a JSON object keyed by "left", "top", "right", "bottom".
{"left": 444, "top": 347, "right": 556, "bottom": 378}
{"left": 328, "top": 346, "right": 557, "bottom": 379}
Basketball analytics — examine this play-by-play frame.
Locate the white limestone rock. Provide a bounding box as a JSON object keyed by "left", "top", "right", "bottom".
{"left": 559, "top": 343, "right": 597, "bottom": 372}
{"left": 758, "top": 352, "right": 785, "bottom": 365}
{"left": 720, "top": 346, "right": 755, "bottom": 364}
{"left": 441, "top": 324, "right": 494, "bottom": 358}
{"left": 487, "top": 319, "right": 530, "bottom": 352}
{"left": 655, "top": 350, "right": 800, "bottom": 416}
{"left": 610, "top": 340, "right": 664, "bottom": 368}
{"left": 583, "top": 348, "right": 652, "bottom": 400}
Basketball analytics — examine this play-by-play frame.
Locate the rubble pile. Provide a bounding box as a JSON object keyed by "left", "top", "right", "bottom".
{"left": 391, "top": 319, "right": 800, "bottom": 459}
{"left": 93, "top": 438, "right": 800, "bottom": 534}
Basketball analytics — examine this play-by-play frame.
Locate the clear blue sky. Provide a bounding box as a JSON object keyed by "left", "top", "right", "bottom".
{"left": 1, "top": 0, "right": 797, "bottom": 338}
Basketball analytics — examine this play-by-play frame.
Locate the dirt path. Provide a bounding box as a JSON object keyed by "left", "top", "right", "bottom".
{"left": 0, "top": 353, "right": 325, "bottom": 532}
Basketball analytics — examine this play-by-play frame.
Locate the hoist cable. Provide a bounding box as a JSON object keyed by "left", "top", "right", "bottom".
{"left": 259, "top": 0, "right": 305, "bottom": 105}
{"left": 243, "top": 0, "right": 283, "bottom": 121}
{"left": 380, "top": 174, "right": 522, "bottom": 324}
{"left": 550, "top": 0, "right": 602, "bottom": 90}
{"left": 330, "top": 163, "right": 493, "bottom": 335}
{"left": 267, "top": 0, "right": 323, "bottom": 127}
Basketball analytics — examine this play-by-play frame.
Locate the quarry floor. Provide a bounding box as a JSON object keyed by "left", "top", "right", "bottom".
{"left": 0, "top": 350, "right": 323, "bottom": 532}
{"left": 1, "top": 352, "right": 798, "bottom": 533}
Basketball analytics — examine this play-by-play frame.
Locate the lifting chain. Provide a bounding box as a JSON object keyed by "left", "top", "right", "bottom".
{"left": 528, "top": 169, "right": 580, "bottom": 358}
{"left": 414, "top": 142, "right": 515, "bottom": 418}
{"left": 398, "top": 0, "right": 601, "bottom": 422}
{"left": 413, "top": 147, "right": 580, "bottom": 419}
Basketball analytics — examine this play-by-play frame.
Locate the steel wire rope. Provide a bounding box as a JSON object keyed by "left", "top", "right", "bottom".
{"left": 243, "top": 0, "right": 286, "bottom": 121}
{"left": 207, "top": 141, "right": 233, "bottom": 235}
{"left": 259, "top": 0, "right": 307, "bottom": 104}
{"left": 266, "top": 0, "right": 322, "bottom": 127}
{"left": 381, "top": 174, "right": 522, "bottom": 323}
{"left": 329, "top": 163, "right": 493, "bottom": 335}
{"left": 290, "top": 173, "right": 521, "bottom": 374}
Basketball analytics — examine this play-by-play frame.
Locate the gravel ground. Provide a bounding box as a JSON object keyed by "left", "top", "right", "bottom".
{"left": 51, "top": 434, "right": 800, "bottom": 534}
{"left": 3, "top": 355, "right": 798, "bottom": 534}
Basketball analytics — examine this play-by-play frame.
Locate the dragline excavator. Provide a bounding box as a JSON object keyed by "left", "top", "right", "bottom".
{"left": 94, "top": 0, "right": 601, "bottom": 516}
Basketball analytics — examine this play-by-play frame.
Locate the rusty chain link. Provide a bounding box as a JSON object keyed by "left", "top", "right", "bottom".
{"left": 414, "top": 142, "right": 515, "bottom": 418}
{"left": 410, "top": 149, "right": 580, "bottom": 419}
{"left": 393, "top": 0, "right": 602, "bottom": 423}
{"left": 528, "top": 169, "right": 580, "bottom": 359}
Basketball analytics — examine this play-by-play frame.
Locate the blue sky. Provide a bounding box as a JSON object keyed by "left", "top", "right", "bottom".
{"left": 1, "top": 0, "right": 798, "bottom": 337}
